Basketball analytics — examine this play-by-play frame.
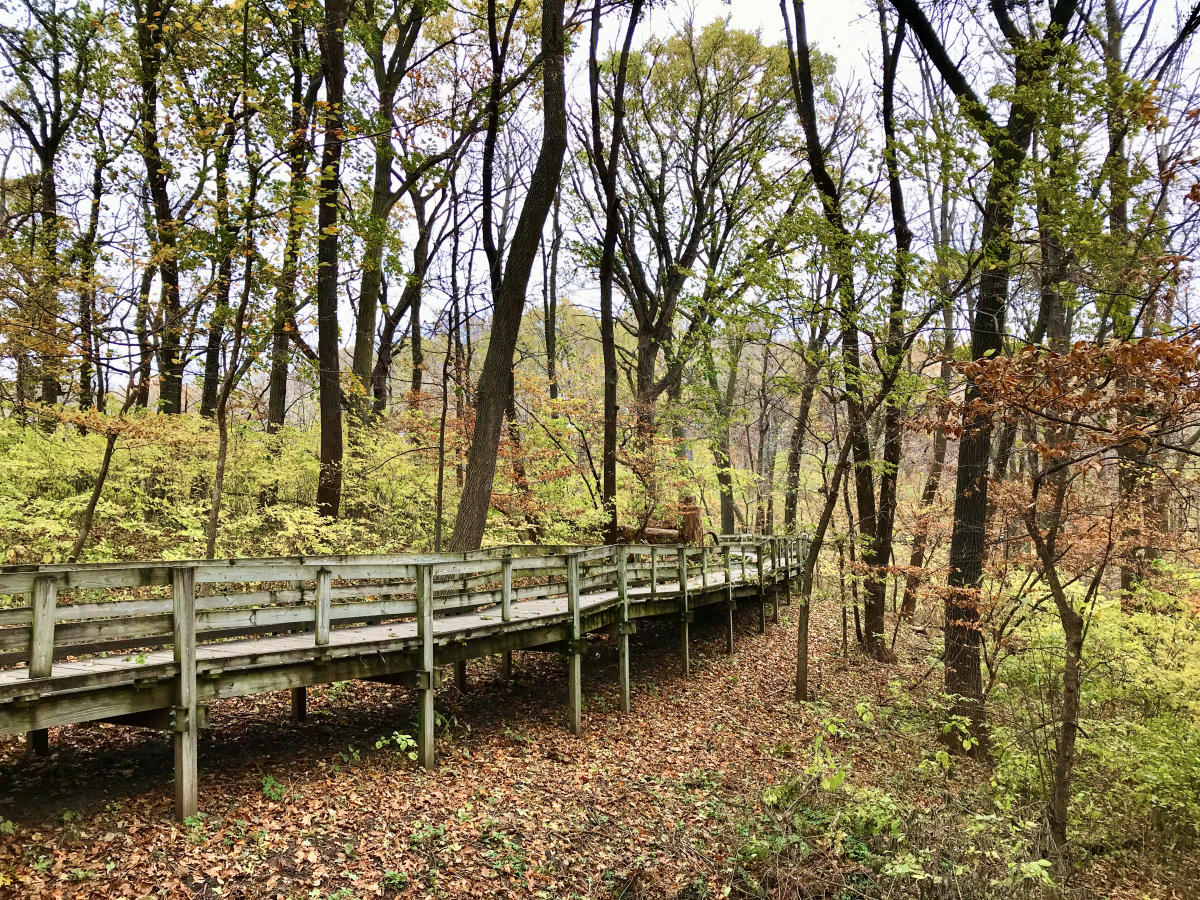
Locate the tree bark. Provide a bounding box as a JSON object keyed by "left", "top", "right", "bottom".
{"left": 448, "top": 0, "right": 567, "bottom": 550}
{"left": 314, "top": 0, "right": 350, "bottom": 517}
{"left": 891, "top": 0, "right": 1080, "bottom": 739}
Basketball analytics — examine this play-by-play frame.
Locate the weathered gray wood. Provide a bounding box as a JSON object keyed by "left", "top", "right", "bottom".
{"left": 677, "top": 551, "right": 690, "bottom": 677}
{"left": 617, "top": 548, "right": 630, "bottom": 714}
{"left": 27, "top": 577, "right": 56, "bottom": 754}
{"left": 0, "top": 540, "right": 794, "bottom": 791}
{"left": 500, "top": 555, "right": 513, "bottom": 680}
{"left": 101, "top": 705, "right": 210, "bottom": 731}
{"left": 315, "top": 569, "right": 332, "bottom": 646}
{"left": 416, "top": 564, "right": 435, "bottom": 769}
{"left": 723, "top": 546, "right": 735, "bottom": 655}
{"left": 172, "top": 566, "right": 198, "bottom": 821}
{"left": 29, "top": 577, "right": 57, "bottom": 679}
{"left": 566, "top": 553, "right": 582, "bottom": 735}
{"left": 756, "top": 549, "right": 767, "bottom": 634}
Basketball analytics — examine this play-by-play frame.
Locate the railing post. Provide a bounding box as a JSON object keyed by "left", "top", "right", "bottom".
{"left": 500, "top": 554, "right": 513, "bottom": 681}
{"left": 616, "top": 546, "right": 631, "bottom": 713}
{"left": 701, "top": 545, "right": 709, "bottom": 588}
{"left": 27, "top": 576, "right": 57, "bottom": 755}
{"left": 172, "top": 566, "right": 198, "bottom": 821}
{"left": 315, "top": 568, "right": 331, "bottom": 646}
{"left": 650, "top": 546, "right": 658, "bottom": 599}
{"left": 677, "top": 547, "right": 690, "bottom": 677}
{"left": 566, "top": 552, "right": 583, "bottom": 735}
{"left": 416, "top": 563, "right": 437, "bottom": 769}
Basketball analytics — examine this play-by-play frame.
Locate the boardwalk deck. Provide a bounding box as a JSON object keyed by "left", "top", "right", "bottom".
{"left": 0, "top": 537, "right": 804, "bottom": 819}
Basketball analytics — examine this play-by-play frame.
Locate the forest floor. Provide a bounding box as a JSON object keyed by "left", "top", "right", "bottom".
{"left": 0, "top": 599, "right": 1193, "bottom": 899}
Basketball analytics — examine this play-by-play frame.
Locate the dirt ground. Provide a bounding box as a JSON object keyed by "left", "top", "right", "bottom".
{"left": 0, "top": 600, "right": 1191, "bottom": 899}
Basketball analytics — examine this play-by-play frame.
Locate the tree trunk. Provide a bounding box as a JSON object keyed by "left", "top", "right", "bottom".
{"left": 135, "top": 0, "right": 184, "bottom": 414}
{"left": 200, "top": 129, "right": 238, "bottom": 419}
{"left": 589, "top": 0, "right": 643, "bottom": 543}
{"left": 267, "top": 13, "right": 320, "bottom": 434}
{"left": 314, "top": 0, "right": 350, "bottom": 517}
{"left": 890, "top": 0, "right": 1080, "bottom": 747}
{"left": 448, "top": 0, "right": 567, "bottom": 550}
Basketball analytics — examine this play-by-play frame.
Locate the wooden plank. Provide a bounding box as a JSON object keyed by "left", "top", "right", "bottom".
{"left": 172, "top": 566, "right": 198, "bottom": 821}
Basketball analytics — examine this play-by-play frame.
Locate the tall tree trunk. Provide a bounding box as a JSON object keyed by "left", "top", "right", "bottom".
{"left": 869, "top": 7, "right": 912, "bottom": 652}
{"left": 543, "top": 192, "right": 562, "bottom": 403}
{"left": 351, "top": 122, "right": 398, "bottom": 418}
{"left": 589, "top": 0, "right": 642, "bottom": 544}
{"left": 134, "top": 261, "right": 157, "bottom": 409}
{"left": 891, "top": 0, "right": 1080, "bottom": 740}
{"left": 449, "top": 0, "right": 567, "bottom": 551}
{"left": 36, "top": 156, "right": 61, "bottom": 408}
{"left": 783, "top": 314, "right": 828, "bottom": 529}
{"left": 409, "top": 294, "right": 424, "bottom": 397}
{"left": 135, "top": 0, "right": 184, "bottom": 414}
{"left": 314, "top": 0, "right": 350, "bottom": 517}
{"left": 76, "top": 157, "right": 104, "bottom": 412}
{"left": 900, "top": 299, "right": 953, "bottom": 619}
{"left": 200, "top": 126, "right": 238, "bottom": 419}
{"left": 267, "top": 12, "right": 320, "bottom": 434}
{"left": 783, "top": 0, "right": 885, "bottom": 657}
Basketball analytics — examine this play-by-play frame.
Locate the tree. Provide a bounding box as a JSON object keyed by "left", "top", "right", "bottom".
{"left": 314, "top": 0, "right": 351, "bottom": 516}
{"left": 582, "top": 0, "right": 643, "bottom": 544}
{"left": 0, "top": 0, "right": 102, "bottom": 408}
{"left": 889, "top": 0, "right": 1082, "bottom": 739}
{"left": 448, "top": 0, "right": 567, "bottom": 550}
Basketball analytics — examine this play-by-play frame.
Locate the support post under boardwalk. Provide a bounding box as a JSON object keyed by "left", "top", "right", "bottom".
{"left": 771, "top": 539, "right": 781, "bottom": 624}
{"left": 290, "top": 579, "right": 307, "bottom": 720}
{"left": 677, "top": 548, "right": 690, "bottom": 677}
{"left": 28, "top": 576, "right": 57, "bottom": 755}
{"left": 416, "top": 563, "right": 436, "bottom": 769}
{"left": 566, "top": 553, "right": 582, "bottom": 734}
{"left": 756, "top": 546, "right": 767, "bottom": 634}
{"left": 454, "top": 660, "right": 467, "bottom": 690}
{"left": 784, "top": 538, "right": 794, "bottom": 605}
{"left": 616, "top": 546, "right": 631, "bottom": 713}
{"left": 723, "top": 546, "right": 735, "bottom": 655}
{"left": 172, "top": 566, "right": 198, "bottom": 821}
{"left": 291, "top": 687, "right": 307, "bottom": 721}
{"left": 500, "top": 554, "right": 513, "bottom": 680}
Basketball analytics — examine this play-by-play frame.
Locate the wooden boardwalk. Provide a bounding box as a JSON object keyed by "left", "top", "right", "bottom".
{"left": 0, "top": 537, "right": 804, "bottom": 819}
